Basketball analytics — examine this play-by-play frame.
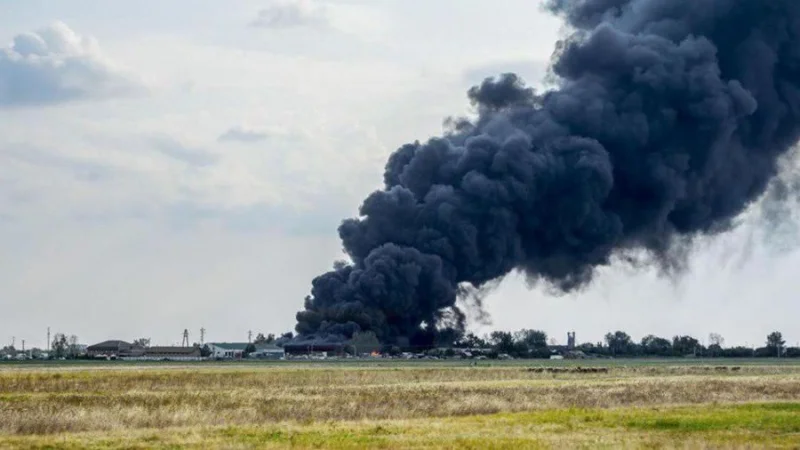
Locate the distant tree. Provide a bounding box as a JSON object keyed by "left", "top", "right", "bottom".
{"left": 199, "top": 344, "right": 211, "bottom": 357}
{"left": 515, "top": 329, "right": 548, "bottom": 350}
{"left": 641, "top": 335, "right": 672, "bottom": 356}
{"left": 254, "top": 333, "right": 276, "bottom": 345}
{"left": 133, "top": 338, "right": 151, "bottom": 348}
{"left": 490, "top": 331, "right": 516, "bottom": 355}
{"left": 766, "top": 331, "right": 786, "bottom": 357}
{"left": 605, "top": 331, "right": 633, "bottom": 357}
{"left": 52, "top": 333, "right": 68, "bottom": 359}
{"left": 454, "top": 333, "right": 488, "bottom": 349}
{"left": 243, "top": 343, "right": 256, "bottom": 357}
{"left": 672, "top": 335, "right": 700, "bottom": 356}
{"left": 721, "top": 346, "right": 755, "bottom": 358}
{"left": 754, "top": 346, "right": 774, "bottom": 357}
{"left": 785, "top": 347, "right": 800, "bottom": 358}
{"left": 707, "top": 333, "right": 725, "bottom": 357}
{"left": 706, "top": 343, "right": 722, "bottom": 357}
{"left": 576, "top": 342, "right": 603, "bottom": 356}
{"left": 487, "top": 331, "right": 522, "bottom": 357}
{"left": 489, "top": 331, "right": 537, "bottom": 358}
{"left": 67, "top": 335, "right": 81, "bottom": 358}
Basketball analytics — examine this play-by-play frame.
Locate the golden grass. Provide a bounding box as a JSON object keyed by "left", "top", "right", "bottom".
{"left": 3, "top": 403, "right": 799, "bottom": 449}
{"left": 0, "top": 363, "right": 799, "bottom": 448}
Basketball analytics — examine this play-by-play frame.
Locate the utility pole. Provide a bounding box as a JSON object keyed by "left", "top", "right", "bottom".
{"left": 21, "top": 339, "right": 25, "bottom": 353}
{"left": 47, "top": 327, "right": 50, "bottom": 352}
{"left": 248, "top": 330, "right": 253, "bottom": 343}
{"left": 11, "top": 336, "right": 14, "bottom": 349}
{"left": 182, "top": 329, "right": 189, "bottom": 347}
{"left": 200, "top": 327, "right": 206, "bottom": 345}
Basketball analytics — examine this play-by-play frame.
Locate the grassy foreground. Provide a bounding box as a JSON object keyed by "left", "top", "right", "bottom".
{"left": 1, "top": 361, "right": 799, "bottom": 448}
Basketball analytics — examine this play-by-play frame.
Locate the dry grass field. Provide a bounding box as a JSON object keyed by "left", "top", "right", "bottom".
{"left": 0, "top": 360, "right": 799, "bottom": 448}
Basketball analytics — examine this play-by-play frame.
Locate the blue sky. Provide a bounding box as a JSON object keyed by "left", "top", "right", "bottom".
{"left": 1, "top": 0, "right": 799, "bottom": 349}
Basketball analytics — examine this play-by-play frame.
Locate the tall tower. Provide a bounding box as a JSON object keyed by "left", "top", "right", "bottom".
{"left": 247, "top": 330, "right": 253, "bottom": 343}
{"left": 200, "top": 327, "right": 206, "bottom": 345}
{"left": 181, "top": 329, "right": 189, "bottom": 347}
{"left": 567, "top": 331, "right": 576, "bottom": 350}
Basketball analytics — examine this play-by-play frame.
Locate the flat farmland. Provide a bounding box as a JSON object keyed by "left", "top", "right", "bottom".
{"left": 1, "top": 359, "right": 799, "bottom": 449}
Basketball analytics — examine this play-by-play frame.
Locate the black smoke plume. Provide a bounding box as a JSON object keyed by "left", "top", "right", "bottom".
{"left": 295, "top": 0, "right": 800, "bottom": 346}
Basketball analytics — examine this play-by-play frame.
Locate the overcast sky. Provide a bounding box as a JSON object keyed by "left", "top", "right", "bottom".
{"left": 1, "top": 0, "right": 799, "bottom": 349}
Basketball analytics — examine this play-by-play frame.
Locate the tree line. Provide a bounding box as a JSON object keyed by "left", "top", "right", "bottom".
{"left": 2, "top": 329, "right": 793, "bottom": 360}
{"left": 240, "top": 328, "right": 797, "bottom": 359}
{"left": 0, "top": 333, "right": 83, "bottom": 360}
{"left": 446, "top": 330, "right": 794, "bottom": 359}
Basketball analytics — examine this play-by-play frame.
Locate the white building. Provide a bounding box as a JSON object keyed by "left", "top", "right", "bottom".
{"left": 251, "top": 344, "right": 285, "bottom": 359}
{"left": 207, "top": 343, "right": 248, "bottom": 359}
{"left": 206, "top": 342, "right": 285, "bottom": 359}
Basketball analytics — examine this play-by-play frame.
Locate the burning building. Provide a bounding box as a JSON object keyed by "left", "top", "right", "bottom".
{"left": 283, "top": 342, "right": 346, "bottom": 358}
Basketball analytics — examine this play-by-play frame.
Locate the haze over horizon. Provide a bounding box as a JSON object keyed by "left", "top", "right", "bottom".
{"left": 2, "top": 0, "right": 800, "bottom": 350}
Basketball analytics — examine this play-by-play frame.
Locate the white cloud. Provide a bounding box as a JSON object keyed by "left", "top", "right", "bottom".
{"left": 151, "top": 136, "right": 218, "bottom": 167}
{"left": 0, "top": 111, "right": 387, "bottom": 226}
{"left": 250, "top": 0, "right": 330, "bottom": 30}
{"left": 247, "top": 0, "right": 387, "bottom": 47}
{"left": 218, "top": 126, "right": 270, "bottom": 143}
{"left": 0, "top": 21, "right": 143, "bottom": 107}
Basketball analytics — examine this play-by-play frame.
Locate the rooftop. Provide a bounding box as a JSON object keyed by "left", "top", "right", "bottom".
{"left": 209, "top": 342, "right": 250, "bottom": 350}
{"left": 87, "top": 340, "right": 133, "bottom": 350}
{"left": 255, "top": 343, "right": 283, "bottom": 351}
{"left": 145, "top": 346, "right": 201, "bottom": 355}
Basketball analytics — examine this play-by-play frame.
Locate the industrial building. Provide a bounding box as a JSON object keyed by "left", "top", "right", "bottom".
{"left": 205, "top": 342, "right": 286, "bottom": 359}
{"left": 250, "top": 344, "right": 285, "bottom": 359}
{"left": 137, "top": 346, "right": 202, "bottom": 361}
{"left": 86, "top": 340, "right": 144, "bottom": 358}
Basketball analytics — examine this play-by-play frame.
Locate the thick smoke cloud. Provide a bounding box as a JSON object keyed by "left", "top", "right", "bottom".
{"left": 295, "top": 0, "right": 800, "bottom": 346}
